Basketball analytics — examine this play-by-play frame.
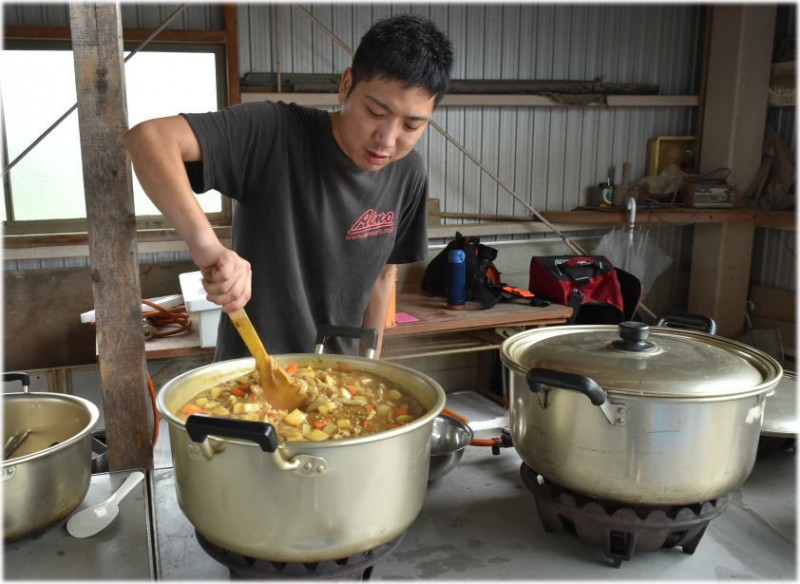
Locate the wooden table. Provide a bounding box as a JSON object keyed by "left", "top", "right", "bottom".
{"left": 382, "top": 291, "right": 571, "bottom": 360}
{"left": 143, "top": 291, "right": 572, "bottom": 361}
{"left": 387, "top": 291, "right": 571, "bottom": 337}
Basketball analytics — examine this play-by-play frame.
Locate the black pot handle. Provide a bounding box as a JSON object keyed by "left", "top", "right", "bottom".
{"left": 3, "top": 371, "right": 30, "bottom": 385}
{"left": 314, "top": 325, "right": 378, "bottom": 357}
{"left": 3, "top": 372, "right": 30, "bottom": 391}
{"left": 185, "top": 415, "right": 279, "bottom": 453}
{"left": 654, "top": 311, "right": 718, "bottom": 335}
{"left": 526, "top": 367, "right": 607, "bottom": 406}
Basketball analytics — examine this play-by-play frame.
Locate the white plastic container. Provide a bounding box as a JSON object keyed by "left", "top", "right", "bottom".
{"left": 178, "top": 271, "right": 221, "bottom": 348}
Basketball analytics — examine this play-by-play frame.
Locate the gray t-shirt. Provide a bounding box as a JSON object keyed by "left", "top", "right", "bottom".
{"left": 182, "top": 101, "right": 428, "bottom": 358}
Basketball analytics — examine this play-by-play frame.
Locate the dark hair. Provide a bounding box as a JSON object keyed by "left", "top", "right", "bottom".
{"left": 350, "top": 14, "right": 454, "bottom": 106}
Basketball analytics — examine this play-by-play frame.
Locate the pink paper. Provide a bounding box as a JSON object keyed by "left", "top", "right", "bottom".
{"left": 395, "top": 311, "right": 420, "bottom": 324}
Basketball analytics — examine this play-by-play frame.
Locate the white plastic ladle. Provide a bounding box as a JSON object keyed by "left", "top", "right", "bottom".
{"left": 66, "top": 471, "right": 145, "bottom": 538}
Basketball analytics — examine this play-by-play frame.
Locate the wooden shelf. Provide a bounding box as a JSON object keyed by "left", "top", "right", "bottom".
{"left": 240, "top": 92, "right": 699, "bottom": 109}
{"left": 143, "top": 292, "right": 572, "bottom": 361}
{"left": 427, "top": 209, "right": 796, "bottom": 239}
{"left": 386, "top": 291, "right": 571, "bottom": 338}
{"left": 540, "top": 208, "right": 796, "bottom": 228}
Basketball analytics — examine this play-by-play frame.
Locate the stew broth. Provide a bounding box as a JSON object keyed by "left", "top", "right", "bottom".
{"left": 175, "top": 362, "right": 427, "bottom": 442}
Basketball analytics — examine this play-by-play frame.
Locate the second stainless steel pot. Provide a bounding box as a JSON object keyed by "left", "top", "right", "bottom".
{"left": 3, "top": 373, "right": 100, "bottom": 541}
{"left": 157, "top": 353, "right": 446, "bottom": 562}
{"left": 500, "top": 322, "right": 782, "bottom": 506}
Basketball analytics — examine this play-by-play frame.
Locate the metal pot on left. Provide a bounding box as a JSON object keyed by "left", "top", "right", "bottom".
{"left": 3, "top": 372, "right": 100, "bottom": 541}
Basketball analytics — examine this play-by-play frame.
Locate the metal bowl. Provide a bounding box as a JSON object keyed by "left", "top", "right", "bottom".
{"left": 429, "top": 415, "right": 474, "bottom": 481}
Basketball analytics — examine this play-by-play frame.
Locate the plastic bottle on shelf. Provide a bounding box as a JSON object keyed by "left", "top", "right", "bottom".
{"left": 446, "top": 249, "right": 467, "bottom": 310}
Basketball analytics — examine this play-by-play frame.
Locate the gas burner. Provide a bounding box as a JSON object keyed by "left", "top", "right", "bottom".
{"left": 195, "top": 530, "right": 404, "bottom": 580}
{"left": 520, "top": 464, "right": 728, "bottom": 568}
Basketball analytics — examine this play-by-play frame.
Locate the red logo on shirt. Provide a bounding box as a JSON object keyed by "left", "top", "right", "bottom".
{"left": 346, "top": 209, "right": 395, "bottom": 240}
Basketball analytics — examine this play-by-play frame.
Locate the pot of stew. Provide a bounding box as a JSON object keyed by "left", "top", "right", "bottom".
{"left": 156, "top": 327, "right": 446, "bottom": 562}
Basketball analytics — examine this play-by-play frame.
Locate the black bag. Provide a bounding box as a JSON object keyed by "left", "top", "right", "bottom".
{"left": 422, "top": 232, "right": 502, "bottom": 308}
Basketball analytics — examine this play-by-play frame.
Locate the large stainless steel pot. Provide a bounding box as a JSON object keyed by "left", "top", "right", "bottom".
{"left": 157, "top": 351, "right": 446, "bottom": 562}
{"left": 500, "top": 322, "right": 782, "bottom": 506}
{"left": 3, "top": 372, "right": 100, "bottom": 541}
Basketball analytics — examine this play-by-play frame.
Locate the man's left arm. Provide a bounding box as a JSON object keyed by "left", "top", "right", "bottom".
{"left": 362, "top": 264, "right": 398, "bottom": 358}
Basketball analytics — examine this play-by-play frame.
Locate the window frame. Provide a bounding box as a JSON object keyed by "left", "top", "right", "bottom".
{"left": 2, "top": 20, "right": 238, "bottom": 243}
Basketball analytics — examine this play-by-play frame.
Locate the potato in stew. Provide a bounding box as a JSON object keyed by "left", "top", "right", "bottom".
{"left": 176, "top": 362, "right": 427, "bottom": 442}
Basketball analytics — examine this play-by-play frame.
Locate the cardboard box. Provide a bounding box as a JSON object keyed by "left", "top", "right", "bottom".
{"left": 646, "top": 135, "right": 695, "bottom": 176}
{"left": 179, "top": 271, "right": 221, "bottom": 348}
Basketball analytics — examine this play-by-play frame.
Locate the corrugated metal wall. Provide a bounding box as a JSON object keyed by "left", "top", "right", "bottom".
{"left": 235, "top": 2, "right": 705, "bottom": 312}
{"left": 239, "top": 3, "right": 701, "bottom": 216}
{"left": 4, "top": 3, "right": 793, "bottom": 304}
{"left": 3, "top": 3, "right": 222, "bottom": 29}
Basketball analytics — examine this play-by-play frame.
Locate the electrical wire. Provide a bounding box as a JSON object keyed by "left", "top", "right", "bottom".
{"left": 140, "top": 300, "right": 193, "bottom": 447}
{"left": 141, "top": 299, "right": 192, "bottom": 338}
{"left": 147, "top": 370, "right": 160, "bottom": 448}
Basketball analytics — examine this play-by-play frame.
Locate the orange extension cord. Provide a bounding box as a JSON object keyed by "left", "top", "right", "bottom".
{"left": 141, "top": 300, "right": 193, "bottom": 448}
{"left": 441, "top": 407, "right": 514, "bottom": 452}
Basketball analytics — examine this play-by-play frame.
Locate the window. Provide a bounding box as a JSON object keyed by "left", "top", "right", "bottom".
{"left": 1, "top": 43, "right": 226, "bottom": 234}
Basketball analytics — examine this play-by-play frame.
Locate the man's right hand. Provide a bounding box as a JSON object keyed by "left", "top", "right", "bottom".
{"left": 194, "top": 244, "right": 252, "bottom": 313}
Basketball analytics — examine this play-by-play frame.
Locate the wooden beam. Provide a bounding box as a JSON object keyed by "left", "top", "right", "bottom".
{"left": 699, "top": 5, "right": 776, "bottom": 195}
{"left": 69, "top": 3, "right": 152, "bottom": 471}
{"left": 690, "top": 5, "right": 778, "bottom": 338}
{"left": 4, "top": 24, "right": 227, "bottom": 44}
{"left": 688, "top": 223, "right": 755, "bottom": 338}
{"left": 223, "top": 4, "right": 240, "bottom": 105}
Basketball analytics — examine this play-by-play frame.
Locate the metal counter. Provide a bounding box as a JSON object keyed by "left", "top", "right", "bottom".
{"left": 151, "top": 445, "right": 796, "bottom": 580}
{"left": 4, "top": 469, "right": 155, "bottom": 580}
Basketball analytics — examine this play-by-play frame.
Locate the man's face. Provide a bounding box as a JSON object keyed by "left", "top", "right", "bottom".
{"left": 331, "top": 68, "right": 437, "bottom": 172}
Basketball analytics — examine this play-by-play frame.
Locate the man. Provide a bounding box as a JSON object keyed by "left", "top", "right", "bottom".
{"left": 124, "top": 14, "right": 454, "bottom": 359}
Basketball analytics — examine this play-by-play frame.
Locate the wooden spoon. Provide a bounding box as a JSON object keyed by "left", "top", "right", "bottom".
{"left": 227, "top": 308, "right": 305, "bottom": 412}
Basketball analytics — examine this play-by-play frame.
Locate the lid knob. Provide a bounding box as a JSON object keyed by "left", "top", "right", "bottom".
{"left": 612, "top": 321, "right": 656, "bottom": 352}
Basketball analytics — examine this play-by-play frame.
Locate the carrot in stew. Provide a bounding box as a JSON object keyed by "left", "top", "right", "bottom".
{"left": 230, "top": 386, "right": 247, "bottom": 397}
{"left": 313, "top": 418, "right": 332, "bottom": 430}
{"left": 285, "top": 363, "right": 298, "bottom": 375}
{"left": 394, "top": 408, "right": 408, "bottom": 416}
{"left": 181, "top": 404, "right": 206, "bottom": 416}
{"left": 338, "top": 363, "right": 352, "bottom": 373}
{"left": 347, "top": 385, "right": 359, "bottom": 394}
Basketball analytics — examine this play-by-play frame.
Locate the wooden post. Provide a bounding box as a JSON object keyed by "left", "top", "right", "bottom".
{"left": 69, "top": 3, "right": 152, "bottom": 470}
{"left": 689, "top": 5, "right": 776, "bottom": 338}
{"left": 688, "top": 223, "right": 755, "bottom": 338}
{"left": 223, "top": 4, "right": 241, "bottom": 105}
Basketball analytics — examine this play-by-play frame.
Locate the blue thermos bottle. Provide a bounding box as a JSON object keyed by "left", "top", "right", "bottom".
{"left": 446, "top": 249, "right": 467, "bottom": 310}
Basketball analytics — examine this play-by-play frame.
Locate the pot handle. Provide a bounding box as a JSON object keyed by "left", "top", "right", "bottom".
{"left": 654, "top": 311, "right": 718, "bottom": 335}
{"left": 526, "top": 368, "right": 607, "bottom": 405}
{"left": 185, "top": 415, "right": 279, "bottom": 453}
{"left": 526, "top": 368, "right": 620, "bottom": 425}
{"left": 3, "top": 372, "right": 30, "bottom": 392}
{"left": 314, "top": 325, "right": 378, "bottom": 359}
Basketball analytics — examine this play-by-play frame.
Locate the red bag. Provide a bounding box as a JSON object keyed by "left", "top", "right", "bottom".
{"left": 529, "top": 256, "right": 624, "bottom": 322}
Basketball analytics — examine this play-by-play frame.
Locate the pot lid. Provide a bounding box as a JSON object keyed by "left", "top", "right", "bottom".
{"left": 761, "top": 371, "right": 797, "bottom": 437}
{"left": 500, "top": 322, "right": 781, "bottom": 399}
